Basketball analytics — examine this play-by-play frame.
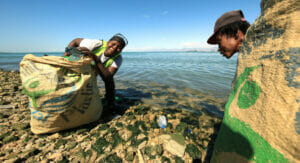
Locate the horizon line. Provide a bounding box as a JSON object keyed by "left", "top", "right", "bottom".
{"left": 0, "top": 49, "right": 218, "bottom": 53}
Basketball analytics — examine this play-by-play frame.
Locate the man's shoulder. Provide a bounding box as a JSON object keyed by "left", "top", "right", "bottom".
{"left": 111, "top": 55, "right": 122, "bottom": 68}
{"left": 82, "top": 39, "right": 102, "bottom": 44}
{"left": 114, "top": 54, "right": 122, "bottom": 62}
{"left": 82, "top": 38, "right": 101, "bottom": 41}
{"left": 80, "top": 39, "right": 103, "bottom": 51}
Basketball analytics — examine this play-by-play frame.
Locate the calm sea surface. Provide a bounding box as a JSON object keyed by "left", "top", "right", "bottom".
{"left": 0, "top": 52, "right": 237, "bottom": 117}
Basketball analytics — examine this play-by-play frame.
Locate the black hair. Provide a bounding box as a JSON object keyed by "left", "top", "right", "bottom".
{"left": 217, "top": 20, "right": 250, "bottom": 38}
{"left": 109, "top": 33, "right": 128, "bottom": 49}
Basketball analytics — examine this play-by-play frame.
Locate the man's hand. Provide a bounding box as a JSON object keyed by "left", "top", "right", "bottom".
{"left": 77, "top": 47, "right": 97, "bottom": 60}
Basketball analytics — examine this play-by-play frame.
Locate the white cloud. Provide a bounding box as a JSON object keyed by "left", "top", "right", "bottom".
{"left": 162, "top": 11, "right": 168, "bottom": 15}
{"left": 142, "top": 14, "right": 151, "bottom": 18}
{"left": 123, "top": 41, "right": 217, "bottom": 52}
{"left": 179, "top": 41, "right": 217, "bottom": 50}
{"left": 124, "top": 46, "right": 157, "bottom": 52}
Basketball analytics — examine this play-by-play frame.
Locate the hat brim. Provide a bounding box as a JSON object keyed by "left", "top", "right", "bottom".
{"left": 207, "top": 31, "right": 218, "bottom": 44}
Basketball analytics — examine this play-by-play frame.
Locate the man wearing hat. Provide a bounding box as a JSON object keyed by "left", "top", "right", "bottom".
{"left": 64, "top": 33, "right": 128, "bottom": 113}
{"left": 207, "top": 10, "right": 250, "bottom": 58}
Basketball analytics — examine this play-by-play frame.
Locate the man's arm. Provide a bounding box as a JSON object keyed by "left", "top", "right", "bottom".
{"left": 103, "top": 74, "right": 116, "bottom": 107}
{"left": 94, "top": 60, "right": 118, "bottom": 108}
{"left": 78, "top": 47, "right": 118, "bottom": 107}
{"left": 91, "top": 52, "right": 119, "bottom": 108}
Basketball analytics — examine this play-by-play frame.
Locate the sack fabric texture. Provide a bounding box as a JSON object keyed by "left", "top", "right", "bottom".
{"left": 20, "top": 54, "right": 103, "bottom": 134}
{"left": 211, "top": 0, "right": 300, "bottom": 162}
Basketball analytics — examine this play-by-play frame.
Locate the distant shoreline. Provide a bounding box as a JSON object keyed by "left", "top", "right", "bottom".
{"left": 0, "top": 50, "right": 218, "bottom": 54}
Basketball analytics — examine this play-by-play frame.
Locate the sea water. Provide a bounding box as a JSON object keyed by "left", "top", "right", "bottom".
{"left": 0, "top": 51, "right": 237, "bottom": 117}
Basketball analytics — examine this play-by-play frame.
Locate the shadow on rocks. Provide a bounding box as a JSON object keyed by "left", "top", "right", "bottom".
{"left": 203, "top": 122, "right": 254, "bottom": 162}
{"left": 203, "top": 122, "right": 222, "bottom": 163}
{"left": 100, "top": 88, "right": 152, "bottom": 123}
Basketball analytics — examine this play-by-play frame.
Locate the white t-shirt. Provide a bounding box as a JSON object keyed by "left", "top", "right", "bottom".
{"left": 79, "top": 39, "right": 122, "bottom": 68}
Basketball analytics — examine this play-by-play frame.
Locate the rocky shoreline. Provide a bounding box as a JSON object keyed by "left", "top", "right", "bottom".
{"left": 0, "top": 69, "right": 221, "bottom": 162}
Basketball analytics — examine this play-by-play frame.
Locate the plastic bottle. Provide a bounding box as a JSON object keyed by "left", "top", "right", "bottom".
{"left": 68, "top": 48, "right": 84, "bottom": 61}
{"left": 158, "top": 115, "right": 167, "bottom": 129}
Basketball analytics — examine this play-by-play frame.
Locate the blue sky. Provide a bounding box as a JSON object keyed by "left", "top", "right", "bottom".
{"left": 0, "top": 0, "right": 261, "bottom": 52}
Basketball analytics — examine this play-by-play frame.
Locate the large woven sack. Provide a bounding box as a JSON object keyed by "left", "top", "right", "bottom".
{"left": 211, "top": 0, "right": 300, "bottom": 162}
{"left": 20, "top": 54, "right": 103, "bottom": 134}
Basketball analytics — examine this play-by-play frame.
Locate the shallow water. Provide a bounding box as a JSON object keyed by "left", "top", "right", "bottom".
{"left": 0, "top": 51, "right": 237, "bottom": 117}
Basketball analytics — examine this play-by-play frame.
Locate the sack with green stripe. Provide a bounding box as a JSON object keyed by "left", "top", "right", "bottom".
{"left": 211, "top": 0, "right": 300, "bottom": 162}
{"left": 20, "top": 54, "right": 103, "bottom": 134}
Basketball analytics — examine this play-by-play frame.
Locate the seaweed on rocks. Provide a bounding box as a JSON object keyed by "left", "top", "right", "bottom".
{"left": 98, "top": 124, "right": 109, "bottom": 131}
{"left": 111, "top": 132, "right": 124, "bottom": 148}
{"left": 185, "top": 144, "right": 202, "bottom": 159}
{"left": 161, "top": 156, "right": 171, "bottom": 163}
{"left": 176, "top": 122, "right": 188, "bottom": 134}
{"left": 125, "top": 150, "right": 135, "bottom": 161}
{"left": 174, "top": 156, "right": 184, "bottom": 163}
{"left": 92, "top": 137, "right": 109, "bottom": 155}
{"left": 134, "top": 105, "right": 150, "bottom": 115}
{"left": 55, "top": 139, "right": 67, "bottom": 149}
{"left": 101, "top": 153, "right": 122, "bottom": 162}
{"left": 144, "top": 144, "right": 163, "bottom": 160}
{"left": 2, "top": 135, "right": 19, "bottom": 144}
{"left": 131, "top": 137, "right": 148, "bottom": 147}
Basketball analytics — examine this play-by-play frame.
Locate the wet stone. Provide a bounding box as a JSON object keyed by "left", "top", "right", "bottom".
{"left": 11, "top": 123, "right": 30, "bottom": 131}
{"left": 161, "top": 156, "right": 171, "bottom": 163}
{"left": 91, "top": 137, "right": 109, "bottom": 155}
{"left": 111, "top": 132, "right": 124, "bottom": 148}
{"left": 3, "top": 135, "right": 19, "bottom": 144}
{"left": 55, "top": 139, "right": 67, "bottom": 149}
{"left": 176, "top": 122, "right": 188, "bottom": 134}
{"left": 185, "top": 144, "right": 202, "bottom": 159}
{"left": 98, "top": 124, "right": 109, "bottom": 131}
{"left": 125, "top": 151, "right": 135, "bottom": 161}
{"left": 174, "top": 156, "right": 185, "bottom": 163}
{"left": 0, "top": 113, "right": 9, "bottom": 119}
{"left": 102, "top": 153, "right": 122, "bottom": 162}
{"left": 66, "top": 141, "right": 77, "bottom": 150}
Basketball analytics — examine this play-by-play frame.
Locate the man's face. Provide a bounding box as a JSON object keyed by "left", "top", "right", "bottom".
{"left": 104, "top": 40, "right": 123, "bottom": 57}
{"left": 216, "top": 33, "right": 243, "bottom": 59}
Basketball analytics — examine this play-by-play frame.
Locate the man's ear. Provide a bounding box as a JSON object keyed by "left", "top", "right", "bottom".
{"left": 236, "top": 30, "right": 245, "bottom": 41}
{"left": 236, "top": 30, "right": 245, "bottom": 51}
